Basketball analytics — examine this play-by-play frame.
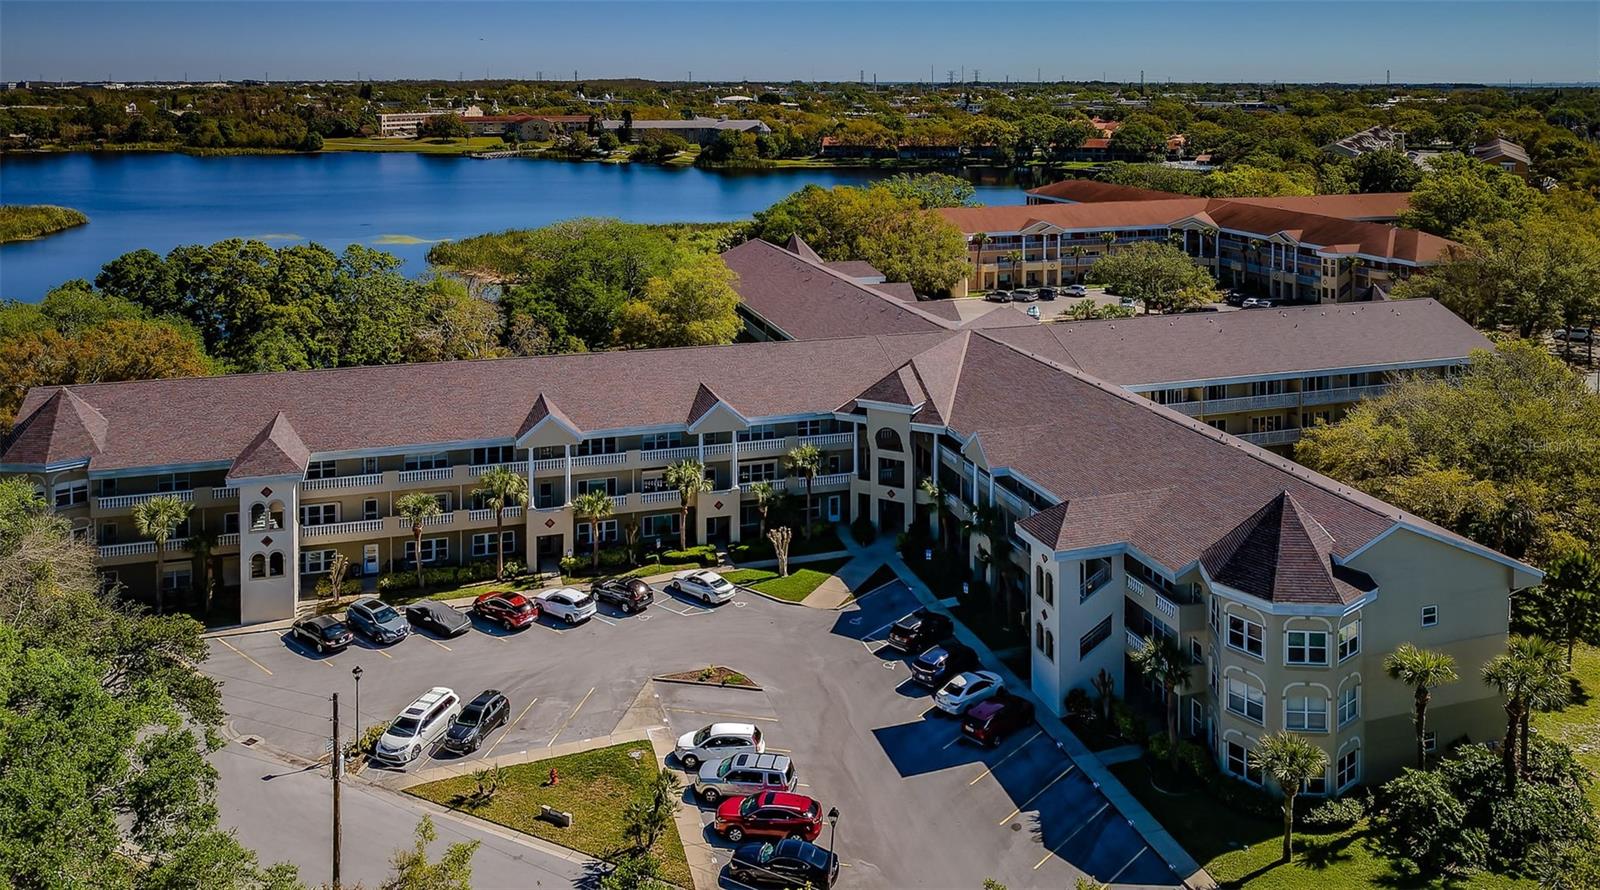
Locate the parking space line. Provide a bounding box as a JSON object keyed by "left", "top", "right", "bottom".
{"left": 545, "top": 687, "right": 595, "bottom": 747}
{"left": 319, "top": 657, "right": 336, "bottom": 667}
{"left": 422, "top": 636, "right": 452, "bottom": 652}
{"left": 595, "top": 615, "right": 617, "bottom": 627}
{"left": 967, "top": 729, "right": 1044, "bottom": 786}
{"left": 536, "top": 622, "right": 566, "bottom": 635}
{"left": 664, "top": 707, "right": 781, "bottom": 724}
{"left": 941, "top": 733, "right": 967, "bottom": 751}
{"left": 371, "top": 647, "right": 393, "bottom": 658}
{"left": 996, "top": 765, "right": 1075, "bottom": 825}
{"left": 1107, "top": 847, "right": 1150, "bottom": 884}
{"left": 1033, "top": 802, "right": 1108, "bottom": 869}
{"left": 482, "top": 697, "right": 538, "bottom": 759}
{"left": 218, "top": 638, "right": 273, "bottom": 676}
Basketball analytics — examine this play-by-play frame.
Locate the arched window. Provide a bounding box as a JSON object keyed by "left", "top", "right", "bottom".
{"left": 250, "top": 553, "right": 266, "bottom": 579}
{"left": 1035, "top": 621, "right": 1046, "bottom": 652}
{"left": 1045, "top": 573, "right": 1055, "bottom": 606}
{"left": 1035, "top": 567, "right": 1044, "bottom": 599}
{"left": 267, "top": 552, "right": 284, "bottom": 577}
{"left": 874, "top": 428, "right": 903, "bottom": 453}
{"left": 268, "top": 500, "right": 286, "bottom": 531}
{"left": 1045, "top": 630, "right": 1055, "bottom": 660}
{"left": 249, "top": 503, "right": 267, "bottom": 530}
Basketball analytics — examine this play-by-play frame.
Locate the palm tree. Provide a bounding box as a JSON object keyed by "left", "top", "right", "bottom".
{"left": 918, "top": 478, "right": 943, "bottom": 544}
{"left": 1250, "top": 732, "right": 1328, "bottom": 863}
{"left": 784, "top": 444, "right": 823, "bottom": 539}
{"left": 971, "top": 233, "right": 991, "bottom": 290}
{"left": 1130, "top": 635, "right": 1190, "bottom": 772}
{"left": 472, "top": 466, "right": 527, "bottom": 580}
{"left": 396, "top": 492, "right": 442, "bottom": 593}
{"left": 1383, "top": 643, "right": 1459, "bottom": 769}
{"left": 664, "top": 459, "right": 711, "bottom": 551}
{"left": 132, "top": 495, "right": 192, "bottom": 615}
{"left": 1099, "top": 231, "right": 1118, "bottom": 257}
{"left": 1005, "top": 249, "right": 1024, "bottom": 289}
{"left": 572, "top": 489, "right": 615, "bottom": 571}
{"left": 748, "top": 481, "right": 777, "bottom": 538}
{"left": 1483, "top": 635, "right": 1567, "bottom": 791}
{"left": 1070, "top": 244, "right": 1087, "bottom": 281}
{"left": 189, "top": 528, "right": 219, "bottom": 617}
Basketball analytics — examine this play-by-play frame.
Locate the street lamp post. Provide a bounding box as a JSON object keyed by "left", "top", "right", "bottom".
{"left": 827, "top": 805, "right": 840, "bottom": 857}
{"left": 351, "top": 665, "right": 363, "bottom": 744}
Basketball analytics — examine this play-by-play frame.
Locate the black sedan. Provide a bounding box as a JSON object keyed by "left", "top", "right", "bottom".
{"left": 441, "top": 689, "right": 510, "bottom": 754}
{"left": 404, "top": 601, "right": 472, "bottom": 637}
{"left": 728, "top": 838, "right": 839, "bottom": 888}
{"left": 593, "top": 577, "right": 655, "bottom": 614}
{"left": 290, "top": 615, "right": 353, "bottom": 653}
{"left": 910, "top": 640, "right": 979, "bottom": 688}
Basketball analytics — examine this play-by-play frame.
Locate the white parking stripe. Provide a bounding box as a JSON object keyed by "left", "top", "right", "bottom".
{"left": 1034, "top": 802, "right": 1108, "bottom": 869}
{"left": 997, "top": 765, "right": 1075, "bottom": 825}
{"left": 1108, "top": 847, "right": 1150, "bottom": 884}
{"left": 595, "top": 615, "right": 617, "bottom": 627}
{"left": 967, "top": 729, "right": 1044, "bottom": 786}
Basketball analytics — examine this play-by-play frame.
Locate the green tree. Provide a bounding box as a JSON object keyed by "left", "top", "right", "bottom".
{"left": 748, "top": 481, "right": 778, "bottom": 538}
{"left": 1250, "top": 732, "right": 1329, "bottom": 862}
{"left": 419, "top": 113, "right": 468, "bottom": 140}
{"left": 472, "top": 466, "right": 528, "bottom": 580}
{"left": 385, "top": 815, "right": 478, "bottom": 890}
{"left": 784, "top": 443, "right": 823, "bottom": 539}
{"left": 1482, "top": 635, "right": 1568, "bottom": 792}
{"left": 1370, "top": 768, "right": 1471, "bottom": 875}
{"left": 396, "top": 492, "right": 443, "bottom": 592}
{"left": 132, "top": 494, "right": 193, "bottom": 615}
{"left": 1129, "top": 635, "right": 1190, "bottom": 772}
{"left": 599, "top": 852, "right": 670, "bottom": 890}
{"left": 664, "top": 459, "right": 711, "bottom": 551}
{"left": 573, "top": 489, "right": 616, "bottom": 571}
{"left": 1514, "top": 547, "right": 1600, "bottom": 665}
{"left": 1384, "top": 643, "right": 1460, "bottom": 770}
{"left": 614, "top": 253, "right": 742, "bottom": 348}
{"left": 622, "top": 769, "right": 681, "bottom": 853}
{"left": 876, "top": 172, "right": 977, "bottom": 209}
{"left": 1398, "top": 152, "right": 1544, "bottom": 238}
{"left": 1353, "top": 148, "right": 1423, "bottom": 193}
{"left": 1109, "top": 120, "right": 1166, "bottom": 159}
{"left": 1086, "top": 241, "right": 1215, "bottom": 314}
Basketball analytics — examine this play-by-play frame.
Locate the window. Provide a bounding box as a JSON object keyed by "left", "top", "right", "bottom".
{"left": 162, "top": 568, "right": 192, "bottom": 591}
{"left": 1079, "top": 615, "right": 1113, "bottom": 658}
{"left": 1286, "top": 630, "right": 1329, "bottom": 666}
{"left": 471, "top": 446, "right": 516, "bottom": 466}
{"left": 1190, "top": 637, "right": 1204, "bottom": 665}
{"left": 404, "top": 538, "right": 448, "bottom": 565}
{"left": 795, "top": 419, "right": 826, "bottom": 437}
{"left": 95, "top": 478, "right": 117, "bottom": 497}
{"left": 1301, "top": 410, "right": 1332, "bottom": 429}
{"left": 305, "top": 460, "right": 337, "bottom": 480}
{"left": 1205, "top": 385, "right": 1227, "bottom": 401}
{"left": 361, "top": 457, "right": 379, "bottom": 475}
{"left": 1423, "top": 731, "right": 1437, "bottom": 754}
{"left": 1303, "top": 375, "right": 1331, "bottom": 392}
{"left": 576, "top": 520, "right": 619, "bottom": 545}
{"left": 1338, "top": 621, "right": 1360, "bottom": 661}
{"left": 156, "top": 473, "right": 191, "bottom": 492}
{"left": 1227, "top": 615, "right": 1264, "bottom": 658}
{"left": 224, "top": 512, "right": 240, "bottom": 534}
{"left": 431, "top": 493, "right": 451, "bottom": 512}
{"left": 1286, "top": 695, "right": 1329, "bottom": 732}
{"left": 877, "top": 457, "right": 905, "bottom": 487}
{"left": 576, "top": 477, "right": 617, "bottom": 496}
{"left": 300, "top": 503, "right": 339, "bottom": 526}
{"left": 403, "top": 453, "right": 448, "bottom": 471}
{"left": 1044, "top": 572, "right": 1054, "bottom": 606}
{"left": 1044, "top": 629, "right": 1054, "bottom": 661}
{"left": 1338, "top": 685, "right": 1361, "bottom": 726}
{"left": 873, "top": 428, "right": 904, "bottom": 453}
{"left": 53, "top": 481, "right": 88, "bottom": 508}
{"left": 363, "top": 499, "right": 379, "bottom": 521}
{"left": 738, "top": 462, "right": 778, "bottom": 484}
{"left": 1250, "top": 414, "right": 1285, "bottom": 433}
{"left": 472, "top": 531, "right": 516, "bottom": 557}
{"left": 1421, "top": 605, "right": 1438, "bottom": 627}
{"left": 267, "top": 552, "right": 285, "bottom": 577}
{"left": 1336, "top": 748, "right": 1360, "bottom": 790}
{"left": 1226, "top": 678, "right": 1265, "bottom": 724}
{"left": 1249, "top": 379, "right": 1285, "bottom": 397}
{"left": 1206, "top": 419, "right": 1228, "bottom": 432}
{"left": 737, "top": 424, "right": 778, "bottom": 442}
{"left": 1226, "top": 741, "right": 1261, "bottom": 784}
{"left": 574, "top": 437, "right": 618, "bottom": 456}
{"left": 1035, "top": 621, "right": 1046, "bottom": 652}
{"left": 642, "top": 513, "right": 679, "bottom": 538}
{"left": 1303, "top": 773, "right": 1328, "bottom": 796}
{"left": 1152, "top": 389, "right": 1190, "bottom": 406}
{"left": 250, "top": 554, "right": 266, "bottom": 579}
{"left": 301, "top": 550, "right": 336, "bottom": 574}
{"left": 639, "top": 433, "right": 681, "bottom": 451}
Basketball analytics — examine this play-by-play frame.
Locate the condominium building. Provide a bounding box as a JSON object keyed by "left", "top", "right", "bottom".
{"left": 2, "top": 237, "right": 1533, "bottom": 793}
{"left": 940, "top": 187, "right": 1439, "bottom": 301}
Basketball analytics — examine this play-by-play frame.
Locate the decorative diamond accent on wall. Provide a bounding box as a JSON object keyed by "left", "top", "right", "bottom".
{"left": 261, "top": 536, "right": 274, "bottom": 547}
{"left": 260, "top": 486, "right": 273, "bottom": 497}
{"left": 545, "top": 518, "right": 556, "bottom": 529}
{"left": 885, "top": 489, "right": 897, "bottom": 499}
{"left": 713, "top": 500, "right": 724, "bottom": 511}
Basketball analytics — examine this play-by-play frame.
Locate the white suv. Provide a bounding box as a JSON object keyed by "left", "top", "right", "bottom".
{"left": 675, "top": 722, "right": 764, "bottom": 770}
{"left": 671, "top": 569, "right": 736, "bottom": 605}
{"left": 537, "top": 587, "right": 597, "bottom": 624}
{"left": 374, "top": 687, "right": 461, "bottom": 765}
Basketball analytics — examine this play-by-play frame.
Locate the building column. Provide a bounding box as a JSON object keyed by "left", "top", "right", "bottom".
{"left": 563, "top": 444, "right": 572, "bottom": 505}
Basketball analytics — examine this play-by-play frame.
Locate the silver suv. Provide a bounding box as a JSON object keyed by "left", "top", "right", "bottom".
{"left": 374, "top": 687, "right": 461, "bottom": 765}
{"left": 694, "top": 752, "right": 796, "bottom": 803}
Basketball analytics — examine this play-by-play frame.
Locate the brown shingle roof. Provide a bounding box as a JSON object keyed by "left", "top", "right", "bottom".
{"left": 1, "top": 388, "right": 108, "bottom": 468}
{"left": 725, "top": 238, "right": 948, "bottom": 340}
{"left": 938, "top": 198, "right": 1212, "bottom": 234}
{"left": 1025, "top": 180, "right": 1183, "bottom": 204}
{"left": 230, "top": 412, "right": 311, "bottom": 480}
{"left": 1231, "top": 192, "right": 1411, "bottom": 221}
{"left": 1201, "top": 491, "right": 1374, "bottom": 605}
{"left": 825, "top": 260, "right": 884, "bottom": 280}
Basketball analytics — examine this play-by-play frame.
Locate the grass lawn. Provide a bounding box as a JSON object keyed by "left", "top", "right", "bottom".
{"left": 1535, "top": 642, "right": 1600, "bottom": 810}
{"left": 407, "top": 741, "right": 691, "bottom": 885}
{"left": 0, "top": 204, "right": 88, "bottom": 243}
{"left": 722, "top": 557, "right": 849, "bottom": 602}
{"left": 322, "top": 136, "right": 506, "bottom": 155}
{"left": 374, "top": 574, "right": 542, "bottom": 607}
{"left": 1109, "top": 761, "right": 1533, "bottom": 889}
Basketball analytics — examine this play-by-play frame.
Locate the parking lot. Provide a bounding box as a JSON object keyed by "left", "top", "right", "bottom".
{"left": 206, "top": 580, "right": 1178, "bottom": 889}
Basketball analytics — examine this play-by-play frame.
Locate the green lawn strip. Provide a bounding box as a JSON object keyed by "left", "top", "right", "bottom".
{"left": 407, "top": 742, "right": 691, "bottom": 886}
{"left": 1535, "top": 643, "right": 1600, "bottom": 810}
{"left": 1108, "top": 761, "right": 1531, "bottom": 889}
{"left": 0, "top": 204, "right": 89, "bottom": 243}
{"left": 561, "top": 563, "right": 664, "bottom": 583}
{"left": 322, "top": 136, "right": 506, "bottom": 155}
{"left": 375, "top": 575, "right": 539, "bottom": 607}
{"left": 722, "top": 557, "right": 849, "bottom": 602}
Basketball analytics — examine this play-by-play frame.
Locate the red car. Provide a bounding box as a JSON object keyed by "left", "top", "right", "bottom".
{"left": 713, "top": 791, "right": 824, "bottom": 843}
{"left": 961, "top": 693, "right": 1036, "bottom": 748}
{"left": 471, "top": 592, "right": 539, "bottom": 630}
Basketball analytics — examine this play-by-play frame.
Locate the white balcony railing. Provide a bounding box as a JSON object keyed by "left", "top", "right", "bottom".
{"left": 609, "top": 494, "right": 630, "bottom": 509}
{"left": 97, "top": 490, "right": 193, "bottom": 510}
{"left": 531, "top": 457, "right": 567, "bottom": 474}
{"left": 217, "top": 533, "right": 240, "bottom": 546}
{"left": 468, "top": 461, "right": 527, "bottom": 478}
{"left": 639, "top": 446, "right": 698, "bottom": 465}
{"left": 737, "top": 438, "right": 789, "bottom": 457}
{"left": 640, "top": 490, "right": 680, "bottom": 505}
{"left": 702, "top": 443, "right": 732, "bottom": 458}
{"left": 571, "top": 452, "right": 626, "bottom": 468}
{"left": 788, "top": 472, "right": 851, "bottom": 493}
{"left": 994, "top": 486, "right": 1029, "bottom": 517}
{"left": 1300, "top": 384, "right": 1390, "bottom": 406}
{"left": 1126, "top": 629, "right": 1148, "bottom": 652}
{"left": 800, "top": 432, "right": 853, "bottom": 448}
{"left": 98, "top": 537, "right": 188, "bottom": 558}
{"left": 1154, "top": 592, "right": 1178, "bottom": 619}
{"left": 397, "top": 467, "right": 454, "bottom": 483}
{"left": 301, "top": 519, "right": 383, "bottom": 539}
{"left": 466, "top": 506, "right": 523, "bottom": 523}
{"left": 421, "top": 513, "right": 456, "bottom": 527}
{"left": 1127, "top": 575, "right": 1148, "bottom": 597}
{"left": 1238, "top": 428, "right": 1304, "bottom": 447}
{"left": 211, "top": 487, "right": 239, "bottom": 500}
{"left": 303, "top": 473, "right": 383, "bottom": 491}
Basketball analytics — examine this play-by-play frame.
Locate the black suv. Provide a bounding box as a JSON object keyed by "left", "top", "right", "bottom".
{"left": 886, "top": 608, "right": 954, "bottom": 653}
{"left": 728, "top": 838, "right": 839, "bottom": 889}
{"left": 593, "top": 577, "right": 655, "bottom": 614}
{"left": 440, "top": 689, "right": 510, "bottom": 754}
{"left": 910, "top": 640, "right": 979, "bottom": 687}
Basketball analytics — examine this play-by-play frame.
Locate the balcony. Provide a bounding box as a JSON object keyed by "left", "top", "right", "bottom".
{"left": 1196, "top": 392, "right": 1300, "bottom": 414}
{"left": 212, "top": 487, "right": 239, "bottom": 501}
{"left": 790, "top": 472, "right": 851, "bottom": 494}
{"left": 1126, "top": 629, "right": 1148, "bottom": 653}
{"left": 1238, "top": 428, "right": 1303, "bottom": 447}
{"left": 303, "top": 472, "right": 383, "bottom": 491}
{"left": 468, "top": 461, "right": 527, "bottom": 478}
{"left": 639, "top": 490, "right": 680, "bottom": 506}
{"left": 702, "top": 443, "right": 732, "bottom": 458}
{"left": 609, "top": 494, "right": 630, "bottom": 510}
{"left": 1154, "top": 591, "right": 1179, "bottom": 619}
{"left": 737, "top": 438, "right": 790, "bottom": 457}
{"left": 571, "top": 452, "right": 627, "bottom": 469}
{"left": 97, "top": 490, "right": 193, "bottom": 511}
{"left": 1300, "top": 384, "right": 1389, "bottom": 406}
{"left": 99, "top": 538, "right": 188, "bottom": 558}
{"left": 800, "top": 432, "right": 852, "bottom": 449}
{"left": 421, "top": 513, "right": 455, "bottom": 527}
{"left": 1081, "top": 565, "right": 1112, "bottom": 601}
{"left": 397, "top": 467, "right": 453, "bottom": 483}
{"left": 301, "top": 519, "right": 384, "bottom": 540}
{"left": 531, "top": 457, "right": 567, "bottom": 474}
{"left": 993, "top": 486, "right": 1030, "bottom": 517}
{"left": 466, "top": 505, "right": 524, "bottom": 523}
{"left": 638, "top": 446, "right": 698, "bottom": 465}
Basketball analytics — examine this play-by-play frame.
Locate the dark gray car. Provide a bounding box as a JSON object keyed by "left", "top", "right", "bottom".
{"left": 405, "top": 601, "right": 472, "bottom": 637}
{"left": 346, "top": 596, "right": 410, "bottom": 644}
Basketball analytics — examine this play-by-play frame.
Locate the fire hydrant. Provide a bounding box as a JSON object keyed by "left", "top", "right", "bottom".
{"left": 548, "top": 767, "right": 559, "bottom": 787}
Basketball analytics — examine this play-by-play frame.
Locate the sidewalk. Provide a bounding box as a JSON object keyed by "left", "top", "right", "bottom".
{"left": 796, "top": 523, "right": 902, "bottom": 609}
{"left": 882, "top": 554, "right": 1217, "bottom": 890}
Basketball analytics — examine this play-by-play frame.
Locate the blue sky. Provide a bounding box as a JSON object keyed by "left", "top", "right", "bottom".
{"left": 2, "top": 1, "right": 1596, "bottom": 85}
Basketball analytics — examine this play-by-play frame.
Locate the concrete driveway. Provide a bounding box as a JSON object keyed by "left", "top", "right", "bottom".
{"left": 205, "top": 580, "right": 1178, "bottom": 889}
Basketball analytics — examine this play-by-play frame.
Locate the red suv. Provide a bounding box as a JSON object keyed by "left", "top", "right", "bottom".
{"left": 471, "top": 592, "right": 539, "bottom": 630}
{"left": 713, "top": 791, "right": 824, "bottom": 843}
{"left": 961, "top": 693, "right": 1035, "bottom": 748}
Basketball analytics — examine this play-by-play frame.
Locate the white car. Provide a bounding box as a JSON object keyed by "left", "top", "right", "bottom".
{"left": 374, "top": 687, "right": 461, "bottom": 765}
{"left": 537, "top": 587, "right": 597, "bottom": 624}
{"left": 674, "top": 722, "right": 765, "bottom": 770}
{"left": 671, "top": 569, "right": 737, "bottom": 605}
{"left": 1118, "top": 296, "right": 1139, "bottom": 309}
{"left": 1063, "top": 284, "right": 1089, "bottom": 298}
{"left": 934, "top": 670, "right": 1004, "bottom": 716}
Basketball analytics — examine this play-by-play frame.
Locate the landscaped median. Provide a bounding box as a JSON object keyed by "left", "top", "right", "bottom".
{"left": 723, "top": 557, "right": 849, "bottom": 602}
{"left": 405, "top": 741, "right": 692, "bottom": 886}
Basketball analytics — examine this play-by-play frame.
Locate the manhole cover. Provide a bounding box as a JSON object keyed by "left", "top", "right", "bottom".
{"left": 241, "top": 737, "right": 260, "bottom": 747}
{"left": 628, "top": 749, "right": 646, "bottom": 761}
{"left": 1010, "top": 822, "right": 1021, "bottom": 831}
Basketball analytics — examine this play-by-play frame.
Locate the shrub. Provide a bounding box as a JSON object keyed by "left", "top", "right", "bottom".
{"left": 1064, "top": 688, "right": 1094, "bottom": 719}
{"left": 850, "top": 516, "right": 876, "bottom": 544}
{"left": 1371, "top": 768, "right": 1469, "bottom": 874}
{"left": 1173, "top": 740, "right": 1211, "bottom": 780}
{"left": 1304, "top": 795, "right": 1367, "bottom": 830}
{"left": 1110, "top": 700, "right": 1147, "bottom": 746}
{"left": 660, "top": 545, "right": 717, "bottom": 567}
{"left": 349, "top": 723, "right": 387, "bottom": 760}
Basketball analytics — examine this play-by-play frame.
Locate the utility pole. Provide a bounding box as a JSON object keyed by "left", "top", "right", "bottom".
{"left": 331, "top": 692, "right": 342, "bottom": 890}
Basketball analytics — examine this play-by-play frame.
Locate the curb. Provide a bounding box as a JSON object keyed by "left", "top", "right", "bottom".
{"left": 650, "top": 675, "right": 765, "bottom": 693}
{"left": 731, "top": 584, "right": 808, "bottom": 608}
{"left": 731, "top": 550, "right": 852, "bottom": 570}
{"left": 831, "top": 579, "right": 903, "bottom": 611}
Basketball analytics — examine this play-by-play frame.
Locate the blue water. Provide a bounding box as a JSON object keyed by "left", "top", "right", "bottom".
{"left": 0, "top": 152, "right": 1026, "bottom": 300}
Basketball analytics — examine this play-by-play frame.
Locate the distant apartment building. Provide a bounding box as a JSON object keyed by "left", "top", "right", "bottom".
{"left": 1322, "top": 125, "right": 1407, "bottom": 159}
{"left": 462, "top": 114, "right": 592, "bottom": 141}
{"left": 600, "top": 116, "right": 772, "bottom": 146}
{"left": 377, "top": 110, "right": 454, "bottom": 137}
{"left": 1472, "top": 138, "right": 1531, "bottom": 179}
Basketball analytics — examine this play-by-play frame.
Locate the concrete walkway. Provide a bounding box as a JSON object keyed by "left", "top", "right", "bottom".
{"left": 881, "top": 554, "right": 1217, "bottom": 890}
{"left": 797, "top": 525, "right": 902, "bottom": 609}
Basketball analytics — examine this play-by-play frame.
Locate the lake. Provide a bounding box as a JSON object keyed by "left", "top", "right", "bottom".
{"left": 0, "top": 152, "right": 1027, "bottom": 300}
